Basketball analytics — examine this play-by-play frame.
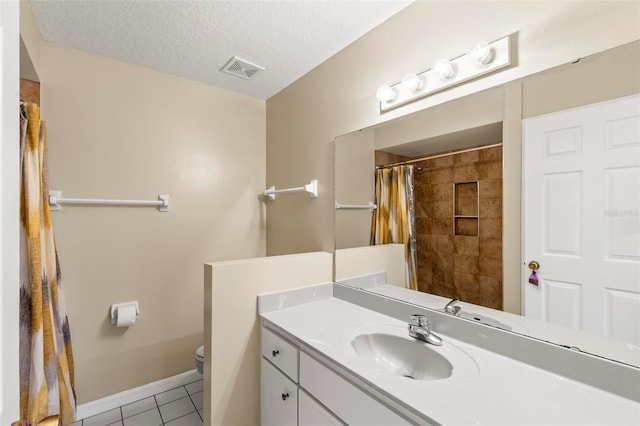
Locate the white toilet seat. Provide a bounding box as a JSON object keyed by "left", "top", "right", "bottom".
{"left": 196, "top": 345, "right": 204, "bottom": 362}
{"left": 195, "top": 345, "right": 204, "bottom": 374}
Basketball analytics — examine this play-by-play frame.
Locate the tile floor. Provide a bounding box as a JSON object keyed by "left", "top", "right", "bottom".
{"left": 71, "top": 379, "right": 203, "bottom": 426}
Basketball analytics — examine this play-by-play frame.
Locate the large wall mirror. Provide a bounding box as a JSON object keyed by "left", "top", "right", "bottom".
{"left": 334, "top": 40, "right": 640, "bottom": 367}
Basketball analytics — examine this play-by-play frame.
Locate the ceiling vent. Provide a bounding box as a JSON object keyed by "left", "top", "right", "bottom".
{"left": 220, "top": 56, "right": 264, "bottom": 80}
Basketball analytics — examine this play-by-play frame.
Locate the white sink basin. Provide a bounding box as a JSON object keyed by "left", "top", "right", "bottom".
{"left": 340, "top": 323, "right": 480, "bottom": 384}
{"left": 351, "top": 333, "right": 453, "bottom": 380}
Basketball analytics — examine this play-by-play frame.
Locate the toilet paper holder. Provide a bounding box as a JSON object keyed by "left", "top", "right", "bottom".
{"left": 110, "top": 301, "right": 139, "bottom": 326}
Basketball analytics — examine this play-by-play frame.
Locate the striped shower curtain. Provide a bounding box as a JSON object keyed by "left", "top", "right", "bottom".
{"left": 370, "top": 165, "right": 418, "bottom": 291}
{"left": 19, "top": 103, "right": 76, "bottom": 425}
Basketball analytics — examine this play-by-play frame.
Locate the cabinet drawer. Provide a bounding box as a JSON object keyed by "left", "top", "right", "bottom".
{"left": 300, "top": 352, "right": 411, "bottom": 426}
{"left": 299, "top": 389, "right": 344, "bottom": 425}
{"left": 261, "top": 326, "right": 299, "bottom": 382}
{"left": 261, "top": 358, "right": 298, "bottom": 426}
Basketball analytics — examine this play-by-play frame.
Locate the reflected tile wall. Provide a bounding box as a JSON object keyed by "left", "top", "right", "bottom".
{"left": 20, "top": 79, "right": 41, "bottom": 104}
{"left": 413, "top": 146, "right": 503, "bottom": 310}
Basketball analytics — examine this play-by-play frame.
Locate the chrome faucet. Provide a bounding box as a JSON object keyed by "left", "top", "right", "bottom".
{"left": 408, "top": 314, "right": 443, "bottom": 346}
{"left": 444, "top": 298, "right": 462, "bottom": 316}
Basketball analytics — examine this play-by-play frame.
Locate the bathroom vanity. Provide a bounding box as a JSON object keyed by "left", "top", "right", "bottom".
{"left": 259, "top": 283, "right": 640, "bottom": 425}
{"left": 261, "top": 324, "right": 407, "bottom": 425}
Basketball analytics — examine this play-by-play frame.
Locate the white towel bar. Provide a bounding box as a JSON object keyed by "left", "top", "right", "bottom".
{"left": 335, "top": 201, "right": 377, "bottom": 211}
{"left": 48, "top": 191, "right": 169, "bottom": 212}
{"left": 265, "top": 180, "right": 318, "bottom": 200}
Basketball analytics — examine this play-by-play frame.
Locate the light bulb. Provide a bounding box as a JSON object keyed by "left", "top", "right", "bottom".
{"left": 376, "top": 85, "right": 396, "bottom": 103}
{"left": 470, "top": 41, "right": 493, "bottom": 65}
{"left": 402, "top": 74, "right": 423, "bottom": 92}
{"left": 434, "top": 59, "right": 454, "bottom": 79}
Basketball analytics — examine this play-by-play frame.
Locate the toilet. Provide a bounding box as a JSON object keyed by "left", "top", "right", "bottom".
{"left": 195, "top": 345, "right": 204, "bottom": 374}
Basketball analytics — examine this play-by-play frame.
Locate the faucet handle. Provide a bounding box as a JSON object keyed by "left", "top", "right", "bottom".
{"left": 410, "top": 314, "right": 429, "bottom": 328}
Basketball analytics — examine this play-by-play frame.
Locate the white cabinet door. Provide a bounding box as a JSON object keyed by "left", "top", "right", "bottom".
{"left": 299, "top": 352, "right": 412, "bottom": 426}
{"left": 299, "top": 389, "right": 344, "bottom": 426}
{"left": 523, "top": 95, "right": 640, "bottom": 343}
{"left": 261, "top": 358, "right": 298, "bottom": 426}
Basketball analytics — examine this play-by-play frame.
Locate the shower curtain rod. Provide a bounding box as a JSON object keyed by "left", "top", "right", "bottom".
{"left": 376, "top": 143, "right": 502, "bottom": 169}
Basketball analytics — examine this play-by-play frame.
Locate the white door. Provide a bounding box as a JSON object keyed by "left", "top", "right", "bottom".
{"left": 523, "top": 95, "right": 640, "bottom": 345}
{"left": 0, "top": 0, "right": 21, "bottom": 424}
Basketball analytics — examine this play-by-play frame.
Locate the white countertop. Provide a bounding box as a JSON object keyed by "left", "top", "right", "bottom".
{"left": 261, "top": 297, "right": 640, "bottom": 425}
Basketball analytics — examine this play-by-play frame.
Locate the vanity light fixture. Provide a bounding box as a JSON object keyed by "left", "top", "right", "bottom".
{"left": 376, "top": 84, "right": 397, "bottom": 103}
{"left": 470, "top": 41, "right": 493, "bottom": 65}
{"left": 402, "top": 73, "right": 424, "bottom": 92}
{"left": 376, "top": 35, "right": 512, "bottom": 112}
{"left": 434, "top": 59, "right": 455, "bottom": 80}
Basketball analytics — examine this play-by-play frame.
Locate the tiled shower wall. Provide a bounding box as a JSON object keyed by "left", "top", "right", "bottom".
{"left": 20, "top": 79, "right": 40, "bottom": 104}
{"left": 413, "top": 145, "right": 503, "bottom": 310}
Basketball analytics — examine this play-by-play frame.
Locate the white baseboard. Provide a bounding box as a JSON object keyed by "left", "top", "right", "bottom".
{"left": 76, "top": 369, "right": 202, "bottom": 421}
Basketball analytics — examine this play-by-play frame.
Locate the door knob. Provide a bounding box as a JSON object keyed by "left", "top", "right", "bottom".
{"left": 528, "top": 261, "right": 540, "bottom": 271}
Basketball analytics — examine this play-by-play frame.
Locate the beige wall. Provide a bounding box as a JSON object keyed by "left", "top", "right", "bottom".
{"left": 334, "top": 129, "right": 375, "bottom": 249}
{"left": 373, "top": 87, "right": 504, "bottom": 152}
{"left": 502, "top": 82, "right": 523, "bottom": 314}
{"left": 204, "top": 252, "right": 333, "bottom": 426}
{"left": 335, "top": 244, "right": 405, "bottom": 287}
{"left": 522, "top": 41, "right": 640, "bottom": 118}
{"left": 266, "top": 1, "right": 640, "bottom": 257}
{"left": 40, "top": 41, "right": 266, "bottom": 403}
{"left": 19, "top": 0, "right": 41, "bottom": 81}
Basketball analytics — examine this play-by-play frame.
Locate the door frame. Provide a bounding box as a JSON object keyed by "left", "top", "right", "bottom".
{"left": 0, "top": 0, "right": 21, "bottom": 423}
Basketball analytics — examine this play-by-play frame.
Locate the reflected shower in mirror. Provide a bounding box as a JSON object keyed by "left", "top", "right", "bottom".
{"left": 377, "top": 143, "right": 504, "bottom": 310}
{"left": 336, "top": 86, "right": 507, "bottom": 312}
{"left": 334, "top": 40, "right": 640, "bottom": 368}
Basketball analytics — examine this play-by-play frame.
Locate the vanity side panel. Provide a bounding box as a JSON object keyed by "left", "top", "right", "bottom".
{"left": 203, "top": 252, "right": 333, "bottom": 426}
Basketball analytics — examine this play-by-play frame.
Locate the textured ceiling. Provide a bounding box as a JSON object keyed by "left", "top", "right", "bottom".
{"left": 29, "top": 0, "right": 413, "bottom": 99}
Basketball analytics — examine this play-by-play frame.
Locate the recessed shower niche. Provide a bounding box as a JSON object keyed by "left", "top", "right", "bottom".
{"left": 454, "top": 181, "right": 479, "bottom": 236}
